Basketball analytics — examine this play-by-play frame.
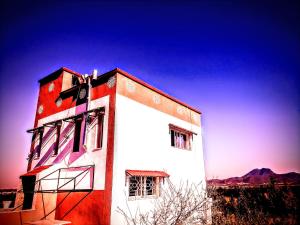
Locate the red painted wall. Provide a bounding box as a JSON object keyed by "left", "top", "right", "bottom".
{"left": 34, "top": 72, "right": 76, "bottom": 126}
{"left": 55, "top": 191, "right": 104, "bottom": 225}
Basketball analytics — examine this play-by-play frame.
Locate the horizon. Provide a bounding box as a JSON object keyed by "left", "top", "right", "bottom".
{"left": 0, "top": 0, "right": 300, "bottom": 188}
{"left": 210, "top": 167, "right": 300, "bottom": 180}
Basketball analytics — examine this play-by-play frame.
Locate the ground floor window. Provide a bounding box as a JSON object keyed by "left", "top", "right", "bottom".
{"left": 129, "top": 176, "right": 157, "bottom": 197}
{"left": 126, "top": 170, "right": 170, "bottom": 199}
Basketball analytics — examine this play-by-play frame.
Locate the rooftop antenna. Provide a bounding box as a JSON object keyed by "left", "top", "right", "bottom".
{"left": 92, "top": 69, "right": 98, "bottom": 80}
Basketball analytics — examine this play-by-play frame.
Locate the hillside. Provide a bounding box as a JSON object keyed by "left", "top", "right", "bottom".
{"left": 207, "top": 168, "right": 300, "bottom": 186}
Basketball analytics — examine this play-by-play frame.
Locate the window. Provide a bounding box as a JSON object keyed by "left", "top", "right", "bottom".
{"left": 169, "top": 124, "right": 195, "bottom": 150}
{"left": 86, "top": 110, "right": 104, "bottom": 150}
{"left": 72, "top": 75, "right": 79, "bottom": 86}
{"left": 27, "top": 126, "right": 44, "bottom": 160}
{"left": 53, "top": 122, "right": 62, "bottom": 155}
{"left": 36, "top": 128, "right": 44, "bottom": 158}
{"left": 170, "top": 130, "right": 189, "bottom": 149}
{"left": 126, "top": 170, "right": 169, "bottom": 199}
{"left": 73, "top": 118, "right": 82, "bottom": 152}
{"left": 96, "top": 113, "right": 103, "bottom": 149}
{"left": 129, "top": 176, "right": 157, "bottom": 197}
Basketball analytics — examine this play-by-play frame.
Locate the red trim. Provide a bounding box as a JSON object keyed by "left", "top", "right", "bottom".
{"left": 114, "top": 68, "right": 201, "bottom": 114}
{"left": 169, "top": 123, "right": 197, "bottom": 135}
{"left": 103, "top": 81, "right": 117, "bottom": 224}
{"left": 20, "top": 165, "right": 51, "bottom": 177}
{"left": 126, "top": 170, "right": 170, "bottom": 177}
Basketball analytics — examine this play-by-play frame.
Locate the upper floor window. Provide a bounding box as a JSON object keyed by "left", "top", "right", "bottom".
{"left": 53, "top": 122, "right": 62, "bottom": 156}
{"left": 73, "top": 117, "right": 83, "bottom": 152}
{"left": 36, "top": 128, "right": 44, "bottom": 158}
{"left": 86, "top": 109, "right": 104, "bottom": 150}
{"left": 27, "top": 126, "right": 45, "bottom": 160}
{"left": 169, "top": 124, "right": 196, "bottom": 150}
{"left": 96, "top": 113, "right": 104, "bottom": 149}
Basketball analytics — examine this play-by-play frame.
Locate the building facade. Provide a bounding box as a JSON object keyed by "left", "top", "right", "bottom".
{"left": 2, "top": 67, "right": 207, "bottom": 225}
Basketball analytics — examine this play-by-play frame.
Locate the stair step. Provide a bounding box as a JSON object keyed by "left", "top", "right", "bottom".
{"left": 27, "top": 219, "right": 71, "bottom": 225}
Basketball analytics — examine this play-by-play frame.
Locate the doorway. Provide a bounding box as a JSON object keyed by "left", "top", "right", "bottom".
{"left": 21, "top": 175, "right": 36, "bottom": 210}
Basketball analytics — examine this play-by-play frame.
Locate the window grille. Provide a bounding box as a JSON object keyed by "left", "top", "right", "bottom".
{"left": 129, "top": 176, "right": 157, "bottom": 197}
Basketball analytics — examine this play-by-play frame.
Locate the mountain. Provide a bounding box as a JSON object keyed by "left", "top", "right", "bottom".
{"left": 207, "top": 168, "right": 300, "bottom": 186}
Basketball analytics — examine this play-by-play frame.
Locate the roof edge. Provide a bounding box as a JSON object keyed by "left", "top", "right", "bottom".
{"left": 113, "top": 68, "right": 202, "bottom": 114}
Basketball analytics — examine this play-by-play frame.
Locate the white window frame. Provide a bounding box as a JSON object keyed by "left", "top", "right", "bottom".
{"left": 85, "top": 111, "right": 103, "bottom": 151}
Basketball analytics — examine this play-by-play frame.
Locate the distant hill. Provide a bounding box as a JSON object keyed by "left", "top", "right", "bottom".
{"left": 207, "top": 168, "right": 300, "bottom": 186}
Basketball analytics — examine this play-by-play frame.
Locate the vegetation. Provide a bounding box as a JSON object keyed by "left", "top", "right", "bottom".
{"left": 118, "top": 178, "right": 299, "bottom": 225}
{"left": 208, "top": 184, "right": 300, "bottom": 225}
{"left": 118, "top": 179, "right": 210, "bottom": 225}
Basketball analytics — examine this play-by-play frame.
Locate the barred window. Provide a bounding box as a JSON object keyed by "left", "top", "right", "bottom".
{"left": 129, "top": 176, "right": 158, "bottom": 197}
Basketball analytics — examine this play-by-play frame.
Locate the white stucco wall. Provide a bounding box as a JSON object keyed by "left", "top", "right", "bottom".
{"left": 110, "top": 94, "right": 206, "bottom": 224}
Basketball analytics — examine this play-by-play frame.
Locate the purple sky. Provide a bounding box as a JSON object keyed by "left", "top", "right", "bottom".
{"left": 0, "top": 0, "right": 299, "bottom": 188}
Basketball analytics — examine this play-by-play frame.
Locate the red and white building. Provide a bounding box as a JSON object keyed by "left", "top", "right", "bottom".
{"left": 1, "top": 67, "right": 207, "bottom": 225}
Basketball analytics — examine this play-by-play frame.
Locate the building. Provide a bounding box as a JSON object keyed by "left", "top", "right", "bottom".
{"left": 1, "top": 67, "right": 207, "bottom": 225}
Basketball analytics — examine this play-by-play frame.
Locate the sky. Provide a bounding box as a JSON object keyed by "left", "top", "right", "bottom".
{"left": 0, "top": 0, "right": 299, "bottom": 188}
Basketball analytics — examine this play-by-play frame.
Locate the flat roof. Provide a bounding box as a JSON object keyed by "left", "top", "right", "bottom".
{"left": 38, "top": 66, "right": 201, "bottom": 114}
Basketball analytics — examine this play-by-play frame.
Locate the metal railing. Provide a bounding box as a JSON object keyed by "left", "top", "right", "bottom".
{"left": 36, "top": 165, "right": 95, "bottom": 193}
{"left": 11, "top": 165, "right": 94, "bottom": 211}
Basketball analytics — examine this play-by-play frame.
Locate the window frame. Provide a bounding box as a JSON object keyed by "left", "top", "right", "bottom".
{"left": 125, "top": 170, "right": 169, "bottom": 200}
{"left": 96, "top": 112, "right": 104, "bottom": 149}
{"left": 169, "top": 124, "right": 196, "bottom": 150}
{"left": 86, "top": 110, "right": 104, "bottom": 150}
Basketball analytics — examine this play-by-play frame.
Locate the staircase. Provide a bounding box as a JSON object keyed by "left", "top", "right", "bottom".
{"left": 3, "top": 165, "right": 94, "bottom": 225}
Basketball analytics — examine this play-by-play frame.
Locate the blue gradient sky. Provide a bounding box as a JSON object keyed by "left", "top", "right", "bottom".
{"left": 0, "top": 0, "right": 299, "bottom": 188}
